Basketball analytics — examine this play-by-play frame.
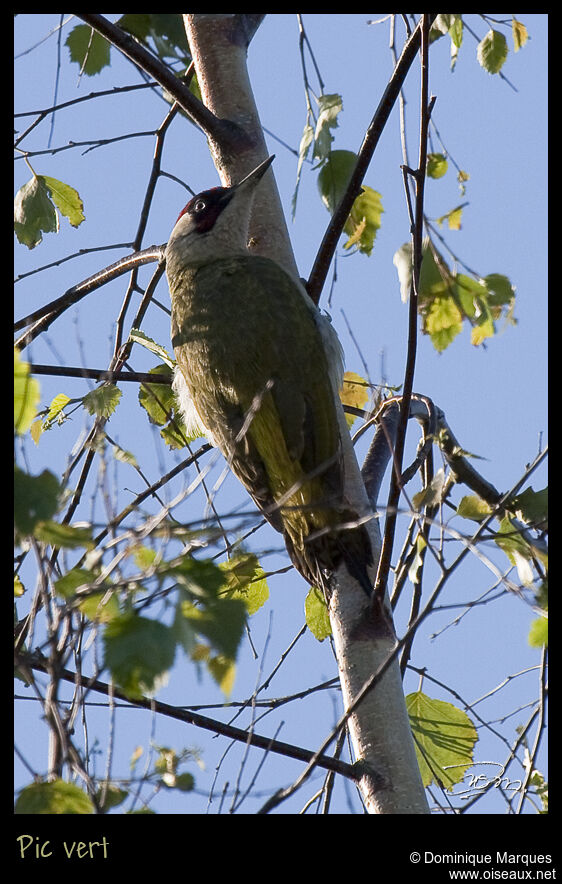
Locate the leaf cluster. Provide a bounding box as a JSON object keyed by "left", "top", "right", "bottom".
{"left": 393, "top": 240, "right": 516, "bottom": 351}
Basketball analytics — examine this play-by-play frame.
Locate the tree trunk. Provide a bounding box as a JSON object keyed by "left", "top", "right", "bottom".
{"left": 184, "top": 12, "right": 429, "bottom": 814}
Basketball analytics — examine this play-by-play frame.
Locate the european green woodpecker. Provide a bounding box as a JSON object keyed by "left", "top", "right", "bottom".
{"left": 166, "top": 156, "right": 373, "bottom": 597}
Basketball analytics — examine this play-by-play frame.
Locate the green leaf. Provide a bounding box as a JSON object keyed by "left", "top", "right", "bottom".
{"left": 33, "top": 392, "right": 72, "bottom": 443}
{"left": 137, "top": 361, "right": 193, "bottom": 449}
{"left": 14, "top": 174, "right": 84, "bottom": 247}
{"left": 393, "top": 240, "right": 515, "bottom": 352}
{"left": 160, "top": 420, "right": 190, "bottom": 449}
{"left": 165, "top": 556, "right": 225, "bottom": 598}
{"left": 14, "top": 349, "right": 40, "bottom": 433}
{"left": 65, "top": 24, "right": 111, "bottom": 76}
{"left": 30, "top": 418, "right": 43, "bottom": 445}
{"left": 116, "top": 13, "right": 152, "bottom": 42}
{"left": 430, "top": 15, "right": 463, "bottom": 68}
{"left": 175, "top": 772, "right": 196, "bottom": 792}
{"left": 40, "top": 175, "right": 84, "bottom": 227}
{"left": 408, "top": 535, "right": 427, "bottom": 585}
{"left": 508, "top": 486, "right": 548, "bottom": 528}
{"left": 207, "top": 654, "right": 236, "bottom": 696}
{"left": 80, "top": 591, "right": 121, "bottom": 623}
{"left": 34, "top": 521, "right": 95, "bottom": 550}
{"left": 477, "top": 29, "right": 508, "bottom": 75}
{"left": 219, "top": 553, "right": 269, "bottom": 615}
{"left": 455, "top": 274, "right": 484, "bottom": 318}
{"left": 427, "top": 152, "right": 448, "bottom": 179}
{"left": 112, "top": 442, "right": 138, "bottom": 468}
{"left": 172, "top": 598, "right": 197, "bottom": 657}
{"left": 96, "top": 784, "right": 129, "bottom": 812}
{"left": 46, "top": 392, "right": 71, "bottom": 423}
{"left": 14, "top": 467, "right": 60, "bottom": 535}
{"left": 146, "top": 14, "right": 191, "bottom": 60}
{"left": 83, "top": 384, "right": 122, "bottom": 419}
{"left": 132, "top": 545, "right": 158, "bottom": 571}
{"left": 15, "top": 779, "right": 95, "bottom": 814}
{"left": 292, "top": 122, "right": 315, "bottom": 216}
{"left": 169, "top": 557, "right": 247, "bottom": 670}
{"left": 129, "top": 329, "right": 175, "bottom": 368}
{"left": 14, "top": 175, "right": 58, "bottom": 249}
{"left": 407, "top": 692, "right": 477, "bottom": 790}
{"left": 54, "top": 567, "right": 120, "bottom": 622}
{"left": 138, "top": 365, "right": 175, "bottom": 426}
{"left": 179, "top": 596, "right": 246, "bottom": 661}
{"left": 394, "top": 239, "right": 454, "bottom": 305}
{"left": 449, "top": 16, "right": 464, "bottom": 50}
{"left": 456, "top": 494, "right": 493, "bottom": 522}
{"left": 470, "top": 310, "right": 495, "bottom": 347}
{"left": 305, "top": 586, "right": 331, "bottom": 641}
{"left": 153, "top": 745, "right": 197, "bottom": 789}
{"left": 529, "top": 769, "right": 548, "bottom": 813}
{"left": 318, "top": 151, "right": 382, "bottom": 254}
{"left": 419, "top": 244, "right": 454, "bottom": 298}
{"left": 317, "top": 149, "right": 357, "bottom": 215}
{"left": 103, "top": 613, "right": 176, "bottom": 698}
{"left": 430, "top": 15, "right": 452, "bottom": 40}
{"left": 313, "top": 93, "right": 343, "bottom": 162}
{"left": 430, "top": 14, "right": 463, "bottom": 43}
{"left": 55, "top": 567, "right": 98, "bottom": 599}
{"left": 412, "top": 468, "right": 447, "bottom": 510}
{"left": 425, "top": 296, "right": 463, "bottom": 351}
{"left": 343, "top": 185, "right": 384, "bottom": 255}
{"left": 495, "top": 516, "right": 536, "bottom": 585}
{"left": 483, "top": 273, "right": 515, "bottom": 307}
{"left": 528, "top": 615, "right": 547, "bottom": 648}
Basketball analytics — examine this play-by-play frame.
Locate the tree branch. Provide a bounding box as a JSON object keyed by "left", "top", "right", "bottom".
{"left": 29, "top": 364, "right": 172, "bottom": 385}
{"left": 14, "top": 245, "right": 165, "bottom": 347}
{"left": 17, "top": 651, "right": 361, "bottom": 783}
{"left": 307, "top": 13, "right": 438, "bottom": 305}
{"left": 373, "top": 15, "right": 434, "bottom": 605}
{"left": 75, "top": 14, "right": 251, "bottom": 153}
{"left": 183, "top": 14, "right": 299, "bottom": 277}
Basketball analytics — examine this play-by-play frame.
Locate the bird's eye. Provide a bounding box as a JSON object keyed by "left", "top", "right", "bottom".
{"left": 193, "top": 199, "right": 206, "bottom": 213}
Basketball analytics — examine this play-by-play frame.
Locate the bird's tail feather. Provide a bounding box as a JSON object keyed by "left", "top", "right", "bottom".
{"left": 284, "top": 514, "right": 373, "bottom": 599}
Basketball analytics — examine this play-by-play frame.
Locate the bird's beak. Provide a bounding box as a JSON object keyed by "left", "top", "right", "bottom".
{"left": 234, "top": 155, "right": 275, "bottom": 192}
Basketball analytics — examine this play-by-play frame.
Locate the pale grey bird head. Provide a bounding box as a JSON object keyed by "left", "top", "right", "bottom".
{"left": 165, "top": 156, "right": 275, "bottom": 273}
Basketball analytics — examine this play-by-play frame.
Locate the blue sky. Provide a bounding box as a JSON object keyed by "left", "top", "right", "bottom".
{"left": 15, "top": 14, "right": 547, "bottom": 816}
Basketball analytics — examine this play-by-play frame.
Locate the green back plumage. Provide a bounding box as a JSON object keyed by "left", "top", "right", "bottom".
{"left": 170, "top": 254, "right": 371, "bottom": 593}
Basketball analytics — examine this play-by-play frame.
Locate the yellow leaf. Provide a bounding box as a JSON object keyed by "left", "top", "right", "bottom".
{"left": 14, "top": 348, "right": 40, "bottom": 435}
{"left": 512, "top": 18, "right": 528, "bottom": 52}
{"left": 470, "top": 316, "right": 495, "bottom": 346}
{"left": 208, "top": 655, "right": 236, "bottom": 696}
{"left": 30, "top": 418, "right": 43, "bottom": 445}
{"left": 448, "top": 206, "right": 463, "bottom": 230}
{"left": 339, "top": 371, "right": 369, "bottom": 429}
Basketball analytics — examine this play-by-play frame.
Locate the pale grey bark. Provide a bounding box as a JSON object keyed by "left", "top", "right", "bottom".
{"left": 184, "top": 13, "right": 429, "bottom": 813}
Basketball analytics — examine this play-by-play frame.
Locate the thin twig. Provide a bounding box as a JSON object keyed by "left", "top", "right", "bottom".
{"left": 76, "top": 14, "right": 251, "bottom": 152}
{"left": 29, "top": 363, "right": 172, "bottom": 385}
{"left": 17, "top": 651, "right": 361, "bottom": 783}
{"left": 14, "top": 245, "right": 165, "bottom": 345}
{"left": 373, "top": 16, "right": 434, "bottom": 606}
{"left": 306, "top": 14, "right": 438, "bottom": 305}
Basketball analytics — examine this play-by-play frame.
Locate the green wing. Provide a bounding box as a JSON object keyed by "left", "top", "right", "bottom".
{"left": 171, "top": 255, "right": 343, "bottom": 527}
